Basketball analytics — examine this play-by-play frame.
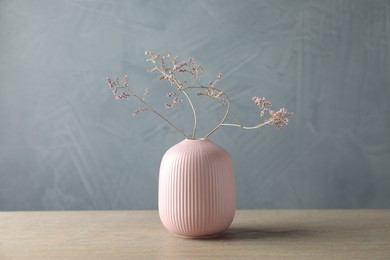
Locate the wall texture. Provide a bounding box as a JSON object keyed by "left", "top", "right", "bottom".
{"left": 1, "top": 0, "right": 389, "bottom": 210}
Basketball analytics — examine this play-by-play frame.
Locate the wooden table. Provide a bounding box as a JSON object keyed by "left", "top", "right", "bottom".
{"left": 1, "top": 210, "right": 389, "bottom": 259}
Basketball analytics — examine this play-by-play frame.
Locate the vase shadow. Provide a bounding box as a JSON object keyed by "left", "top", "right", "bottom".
{"left": 210, "top": 226, "right": 316, "bottom": 241}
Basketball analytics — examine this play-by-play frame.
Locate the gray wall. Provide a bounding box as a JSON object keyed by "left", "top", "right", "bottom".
{"left": 1, "top": 0, "right": 389, "bottom": 210}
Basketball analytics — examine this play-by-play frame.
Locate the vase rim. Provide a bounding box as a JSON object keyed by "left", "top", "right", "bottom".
{"left": 183, "top": 138, "right": 208, "bottom": 141}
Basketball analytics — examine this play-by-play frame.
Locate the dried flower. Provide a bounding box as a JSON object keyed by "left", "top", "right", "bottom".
{"left": 268, "top": 108, "right": 293, "bottom": 128}
{"left": 166, "top": 92, "right": 177, "bottom": 97}
{"left": 106, "top": 51, "right": 292, "bottom": 139}
{"left": 133, "top": 107, "right": 146, "bottom": 117}
{"left": 165, "top": 97, "right": 182, "bottom": 109}
{"left": 115, "top": 93, "right": 130, "bottom": 100}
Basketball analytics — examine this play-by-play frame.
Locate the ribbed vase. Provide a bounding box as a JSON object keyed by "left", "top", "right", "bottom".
{"left": 158, "top": 138, "right": 236, "bottom": 238}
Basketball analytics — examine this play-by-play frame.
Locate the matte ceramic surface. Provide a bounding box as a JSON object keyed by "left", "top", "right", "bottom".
{"left": 159, "top": 139, "right": 236, "bottom": 238}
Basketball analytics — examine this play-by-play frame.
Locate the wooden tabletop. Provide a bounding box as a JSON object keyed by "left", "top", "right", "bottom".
{"left": 1, "top": 210, "right": 389, "bottom": 259}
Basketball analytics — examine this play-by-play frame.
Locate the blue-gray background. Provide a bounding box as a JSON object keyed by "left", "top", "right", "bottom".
{"left": 1, "top": 0, "right": 389, "bottom": 210}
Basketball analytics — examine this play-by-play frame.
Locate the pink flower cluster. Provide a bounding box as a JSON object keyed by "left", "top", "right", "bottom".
{"left": 165, "top": 97, "right": 182, "bottom": 109}
{"left": 270, "top": 108, "right": 291, "bottom": 128}
{"left": 252, "top": 96, "right": 272, "bottom": 117}
{"left": 107, "top": 75, "right": 132, "bottom": 100}
{"left": 106, "top": 75, "right": 150, "bottom": 117}
{"left": 145, "top": 50, "right": 205, "bottom": 93}
{"left": 252, "top": 96, "right": 292, "bottom": 128}
{"left": 132, "top": 107, "right": 146, "bottom": 117}
{"left": 196, "top": 73, "right": 225, "bottom": 102}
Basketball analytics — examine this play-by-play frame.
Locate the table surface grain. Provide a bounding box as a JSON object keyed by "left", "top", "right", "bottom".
{"left": 1, "top": 210, "right": 389, "bottom": 259}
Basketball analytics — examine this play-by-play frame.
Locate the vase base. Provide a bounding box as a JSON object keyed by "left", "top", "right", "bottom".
{"left": 173, "top": 232, "right": 223, "bottom": 239}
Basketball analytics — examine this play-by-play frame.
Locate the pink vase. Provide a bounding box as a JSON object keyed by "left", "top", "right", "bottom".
{"left": 158, "top": 138, "right": 236, "bottom": 238}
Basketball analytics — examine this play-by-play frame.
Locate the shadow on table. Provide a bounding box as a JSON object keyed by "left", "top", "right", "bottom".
{"left": 212, "top": 226, "right": 316, "bottom": 241}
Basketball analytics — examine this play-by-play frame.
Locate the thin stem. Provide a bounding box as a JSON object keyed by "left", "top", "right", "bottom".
{"left": 209, "top": 93, "right": 242, "bottom": 126}
{"left": 154, "top": 67, "right": 198, "bottom": 139}
{"left": 204, "top": 97, "right": 231, "bottom": 139}
{"left": 182, "top": 90, "right": 197, "bottom": 138}
{"left": 184, "top": 85, "right": 279, "bottom": 137}
{"left": 187, "top": 85, "right": 242, "bottom": 125}
{"left": 184, "top": 86, "right": 232, "bottom": 139}
{"left": 229, "top": 109, "right": 243, "bottom": 126}
{"left": 221, "top": 122, "right": 271, "bottom": 129}
{"left": 129, "top": 89, "right": 188, "bottom": 139}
